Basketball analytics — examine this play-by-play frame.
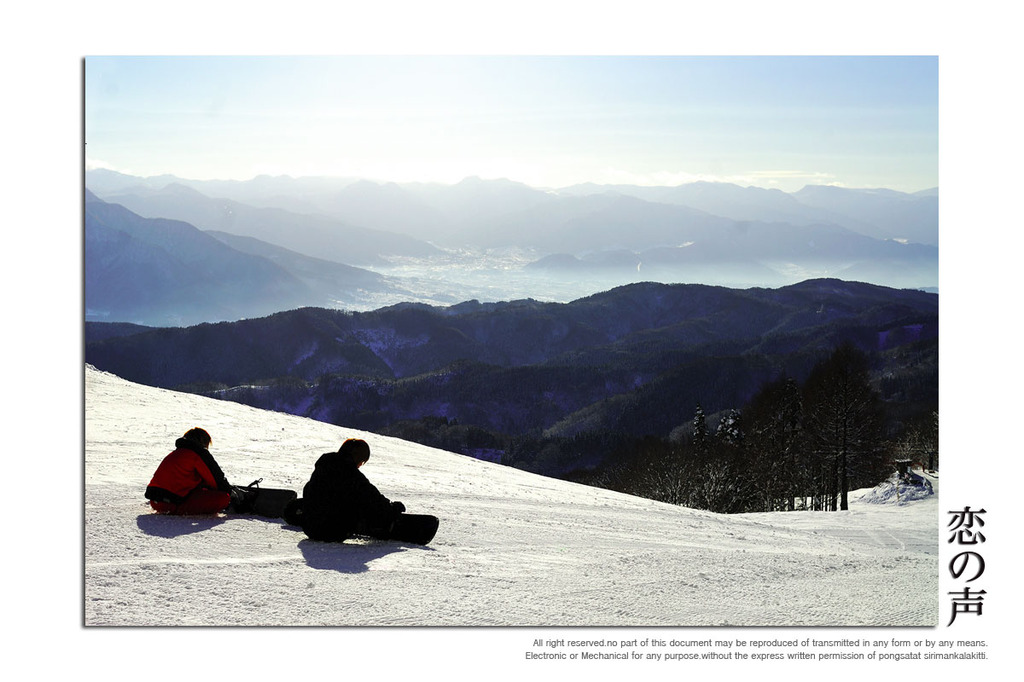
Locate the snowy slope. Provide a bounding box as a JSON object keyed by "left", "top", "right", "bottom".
{"left": 84, "top": 364, "right": 937, "bottom": 627}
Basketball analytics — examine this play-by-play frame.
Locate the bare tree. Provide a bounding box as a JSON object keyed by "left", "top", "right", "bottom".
{"left": 745, "top": 376, "right": 805, "bottom": 511}
{"left": 803, "top": 343, "right": 886, "bottom": 511}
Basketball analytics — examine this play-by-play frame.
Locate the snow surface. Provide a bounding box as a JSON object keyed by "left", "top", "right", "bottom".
{"left": 85, "top": 364, "right": 939, "bottom": 627}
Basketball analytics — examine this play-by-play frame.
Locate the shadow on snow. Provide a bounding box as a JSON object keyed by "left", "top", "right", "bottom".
{"left": 135, "top": 512, "right": 227, "bottom": 537}
{"left": 297, "top": 535, "right": 434, "bottom": 573}
{"left": 134, "top": 513, "right": 432, "bottom": 573}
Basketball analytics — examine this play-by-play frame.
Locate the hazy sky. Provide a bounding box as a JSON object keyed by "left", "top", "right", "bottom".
{"left": 85, "top": 55, "right": 937, "bottom": 193}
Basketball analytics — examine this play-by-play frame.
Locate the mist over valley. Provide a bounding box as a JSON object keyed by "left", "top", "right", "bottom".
{"left": 86, "top": 169, "right": 938, "bottom": 327}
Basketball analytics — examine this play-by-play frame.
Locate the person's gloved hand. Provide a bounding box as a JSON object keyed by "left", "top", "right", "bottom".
{"left": 391, "top": 500, "right": 406, "bottom": 514}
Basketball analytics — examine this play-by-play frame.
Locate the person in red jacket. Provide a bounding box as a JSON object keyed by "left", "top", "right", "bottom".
{"left": 146, "top": 427, "right": 238, "bottom": 515}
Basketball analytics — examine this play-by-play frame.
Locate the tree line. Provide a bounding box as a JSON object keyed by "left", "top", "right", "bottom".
{"left": 565, "top": 342, "right": 938, "bottom": 513}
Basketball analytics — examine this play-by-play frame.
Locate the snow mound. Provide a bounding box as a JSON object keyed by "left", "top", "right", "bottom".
{"left": 857, "top": 471, "right": 936, "bottom": 505}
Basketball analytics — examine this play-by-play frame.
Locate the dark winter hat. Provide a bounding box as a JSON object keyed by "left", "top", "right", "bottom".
{"left": 182, "top": 427, "right": 212, "bottom": 448}
{"left": 339, "top": 438, "right": 370, "bottom": 464}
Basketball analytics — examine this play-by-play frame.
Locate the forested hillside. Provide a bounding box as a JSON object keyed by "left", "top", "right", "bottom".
{"left": 85, "top": 278, "right": 937, "bottom": 509}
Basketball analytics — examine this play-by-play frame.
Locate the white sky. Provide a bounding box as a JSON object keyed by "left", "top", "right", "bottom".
{"left": 84, "top": 55, "right": 937, "bottom": 192}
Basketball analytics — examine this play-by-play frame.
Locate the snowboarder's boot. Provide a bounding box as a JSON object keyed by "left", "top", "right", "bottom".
{"left": 227, "top": 485, "right": 259, "bottom": 513}
{"left": 283, "top": 497, "right": 305, "bottom": 526}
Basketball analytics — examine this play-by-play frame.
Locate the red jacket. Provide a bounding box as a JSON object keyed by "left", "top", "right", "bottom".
{"left": 146, "top": 439, "right": 230, "bottom": 503}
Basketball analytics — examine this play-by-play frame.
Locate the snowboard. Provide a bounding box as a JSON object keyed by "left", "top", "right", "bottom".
{"left": 389, "top": 513, "right": 440, "bottom": 545}
{"left": 234, "top": 479, "right": 298, "bottom": 518}
{"left": 281, "top": 498, "right": 438, "bottom": 545}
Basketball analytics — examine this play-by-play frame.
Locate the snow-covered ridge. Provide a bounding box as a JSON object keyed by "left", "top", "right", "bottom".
{"left": 84, "top": 364, "right": 937, "bottom": 626}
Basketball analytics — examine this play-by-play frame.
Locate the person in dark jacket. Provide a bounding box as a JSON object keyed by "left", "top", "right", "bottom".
{"left": 145, "top": 427, "right": 246, "bottom": 515}
{"left": 294, "top": 438, "right": 405, "bottom": 542}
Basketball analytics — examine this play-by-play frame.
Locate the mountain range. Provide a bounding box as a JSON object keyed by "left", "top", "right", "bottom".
{"left": 86, "top": 168, "right": 938, "bottom": 246}
{"left": 86, "top": 169, "right": 938, "bottom": 326}
{"left": 85, "top": 278, "right": 938, "bottom": 475}
{"left": 557, "top": 181, "right": 938, "bottom": 246}
{"left": 85, "top": 189, "right": 422, "bottom": 326}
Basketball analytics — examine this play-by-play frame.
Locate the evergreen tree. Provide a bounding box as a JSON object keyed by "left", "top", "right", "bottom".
{"left": 716, "top": 409, "right": 743, "bottom": 446}
{"left": 692, "top": 403, "right": 709, "bottom": 453}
